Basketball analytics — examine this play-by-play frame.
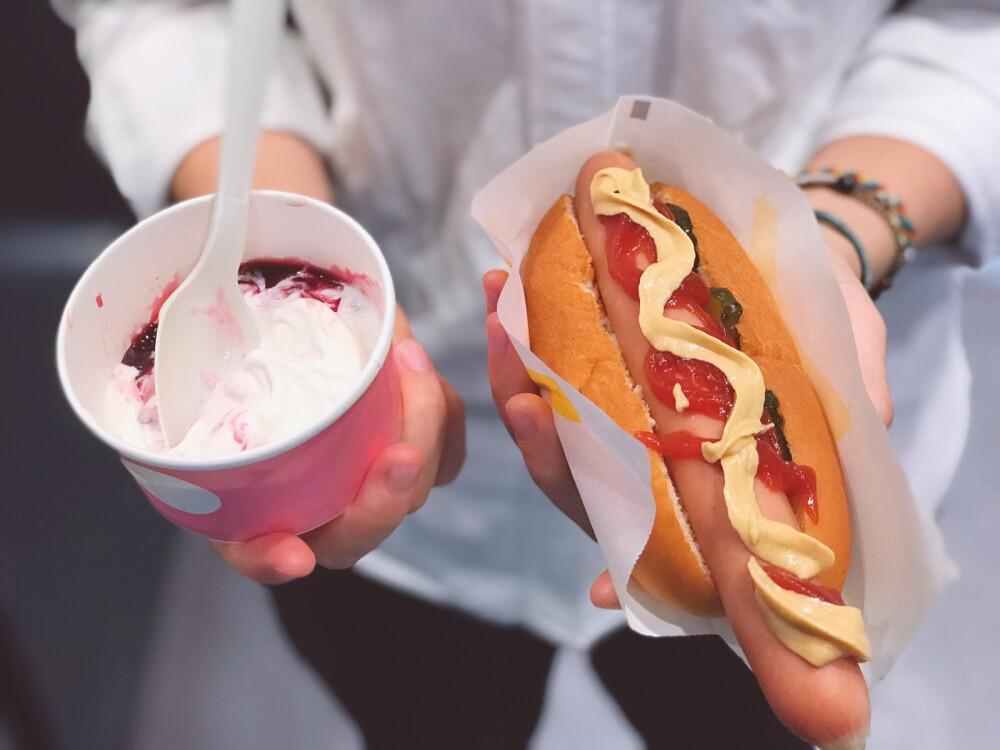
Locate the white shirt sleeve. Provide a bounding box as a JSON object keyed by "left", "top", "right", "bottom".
{"left": 814, "top": 1, "right": 1000, "bottom": 262}
{"left": 54, "top": 0, "right": 329, "bottom": 218}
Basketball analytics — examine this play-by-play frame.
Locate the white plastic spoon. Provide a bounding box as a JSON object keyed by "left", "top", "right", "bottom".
{"left": 155, "top": 0, "right": 287, "bottom": 447}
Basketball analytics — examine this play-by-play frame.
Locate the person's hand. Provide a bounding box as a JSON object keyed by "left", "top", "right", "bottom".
{"left": 483, "top": 270, "right": 592, "bottom": 534}
{"left": 172, "top": 134, "right": 467, "bottom": 584}
{"left": 211, "top": 307, "right": 466, "bottom": 584}
{"left": 802, "top": 133, "right": 969, "bottom": 429}
{"left": 484, "top": 269, "right": 618, "bottom": 606}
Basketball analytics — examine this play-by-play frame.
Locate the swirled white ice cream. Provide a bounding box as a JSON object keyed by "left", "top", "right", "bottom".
{"left": 104, "top": 263, "right": 379, "bottom": 458}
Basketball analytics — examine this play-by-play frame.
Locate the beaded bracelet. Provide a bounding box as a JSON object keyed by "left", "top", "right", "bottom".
{"left": 797, "top": 169, "right": 916, "bottom": 297}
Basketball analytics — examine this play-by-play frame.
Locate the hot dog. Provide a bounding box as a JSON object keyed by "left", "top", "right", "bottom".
{"left": 522, "top": 151, "right": 871, "bottom": 748}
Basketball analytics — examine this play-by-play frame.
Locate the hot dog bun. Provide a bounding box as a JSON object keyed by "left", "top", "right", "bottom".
{"left": 523, "top": 181, "right": 851, "bottom": 607}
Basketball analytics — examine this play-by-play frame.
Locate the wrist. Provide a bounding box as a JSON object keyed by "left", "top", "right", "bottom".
{"left": 800, "top": 136, "right": 968, "bottom": 297}
{"left": 171, "top": 131, "right": 334, "bottom": 204}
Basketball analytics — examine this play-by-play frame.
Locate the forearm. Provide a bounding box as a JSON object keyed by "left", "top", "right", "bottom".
{"left": 802, "top": 136, "right": 967, "bottom": 284}
{"left": 171, "top": 130, "right": 334, "bottom": 204}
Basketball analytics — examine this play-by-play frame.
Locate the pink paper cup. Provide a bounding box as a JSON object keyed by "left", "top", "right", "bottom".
{"left": 56, "top": 191, "right": 401, "bottom": 542}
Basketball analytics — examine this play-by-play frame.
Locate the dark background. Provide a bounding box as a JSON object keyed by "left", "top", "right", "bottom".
{"left": 1, "top": 5, "right": 175, "bottom": 750}
{"left": 0, "top": 5, "right": 131, "bottom": 222}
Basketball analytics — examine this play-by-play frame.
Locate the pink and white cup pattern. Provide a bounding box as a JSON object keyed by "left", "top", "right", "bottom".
{"left": 57, "top": 191, "right": 401, "bottom": 542}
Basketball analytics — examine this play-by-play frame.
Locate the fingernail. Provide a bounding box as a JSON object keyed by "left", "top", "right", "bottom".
{"left": 395, "top": 339, "right": 432, "bottom": 372}
{"left": 506, "top": 405, "right": 536, "bottom": 443}
{"left": 486, "top": 316, "right": 508, "bottom": 358}
{"left": 482, "top": 271, "right": 505, "bottom": 314}
{"left": 385, "top": 460, "right": 422, "bottom": 493}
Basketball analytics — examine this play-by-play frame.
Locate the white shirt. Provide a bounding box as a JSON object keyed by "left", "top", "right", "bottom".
{"left": 55, "top": 0, "right": 1000, "bottom": 744}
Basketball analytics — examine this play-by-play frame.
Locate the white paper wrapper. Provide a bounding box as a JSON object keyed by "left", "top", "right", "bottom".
{"left": 471, "top": 96, "right": 956, "bottom": 682}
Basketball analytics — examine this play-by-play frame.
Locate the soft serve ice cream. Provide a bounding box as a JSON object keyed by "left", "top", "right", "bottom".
{"left": 104, "top": 261, "right": 380, "bottom": 458}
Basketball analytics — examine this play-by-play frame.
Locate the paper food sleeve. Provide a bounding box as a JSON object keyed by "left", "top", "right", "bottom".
{"left": 471, "top": 97, "right": 955, "bottom": 681}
